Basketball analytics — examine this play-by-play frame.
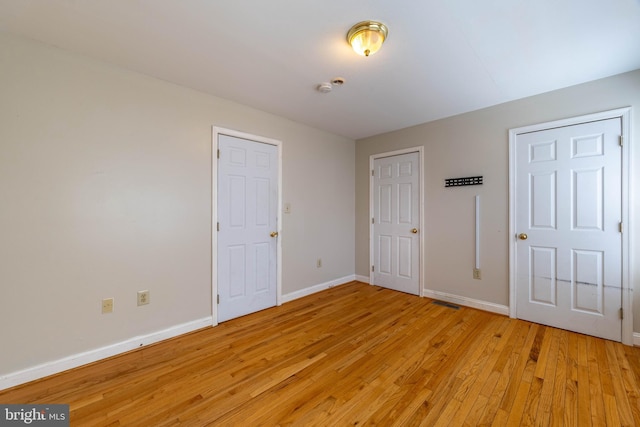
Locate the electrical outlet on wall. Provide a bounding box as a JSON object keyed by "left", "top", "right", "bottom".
{"left": 137, "top": 290, "right": 150, "bottom": 306}
{"left": 317, "top": 258, "right": 322, "bottom": 268}
{"left": 102, "top": 298, "right": 114, "bottom": 314}
{"left": 473, "top": 268, "right": 481, "bottom": 280}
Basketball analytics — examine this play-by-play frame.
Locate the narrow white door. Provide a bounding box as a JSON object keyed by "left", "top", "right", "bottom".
{"left": 514, "top": 118, "right": 622, "bottom": 341}
{"left": 373, "top": 152, "right": 420, "bottom": 295}
{"left": 217, "top": 134, "right": 278, "bottom": 322}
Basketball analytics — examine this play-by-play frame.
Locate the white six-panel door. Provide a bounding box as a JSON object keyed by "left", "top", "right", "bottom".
{"left": 514, "top": 118, "right": 622, "bottom": 341}
{"left": 372, "top": 152, "right": 420, "bottom": 295}
{"left": 217, "top": 134, "right": 278, "bottom": 322}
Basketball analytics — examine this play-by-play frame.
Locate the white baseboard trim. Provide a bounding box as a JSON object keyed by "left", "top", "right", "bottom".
{"left": 424, "top": 291, "right": 640, "bottom": 346}
{"left": 2, "top": 276, "right": 359, "bottom": 391}
{"left": 423, "top": 289, "right": 510, "bottom": 316}
{"left": 346, "top": 277, "right": 508, "bottom": 316}
{"left": 355, "top": 275, "right": 370, "bottom": 283}
{"left": 281, "top": 275, "right": 356, "bottom": 304}
{"left": 3, "top": 289, "right": 634, "bottom": 392}
{"left": 0, "top": 316, "right": 212, "bottom": 391}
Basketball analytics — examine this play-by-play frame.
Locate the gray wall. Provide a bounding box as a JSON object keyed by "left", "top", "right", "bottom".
{"left": 356, "top": 69, "right": 640, "bottom": 332}
{"left": 0, "top": 33, "right": 355, "bottom": 377}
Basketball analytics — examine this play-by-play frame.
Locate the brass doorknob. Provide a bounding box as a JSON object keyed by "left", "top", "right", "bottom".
{"left": 270, "top": 231, "right": 278, "bottom": 238}
{"left": 411, "top": 228, "right": 418, "bottom": 234}
{"left": 518, "top": 233, "right": 528, "bottom": 240}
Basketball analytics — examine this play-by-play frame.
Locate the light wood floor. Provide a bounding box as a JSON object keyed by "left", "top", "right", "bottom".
{"left": 2, "top": 281, "right": 639, "bottom": 426}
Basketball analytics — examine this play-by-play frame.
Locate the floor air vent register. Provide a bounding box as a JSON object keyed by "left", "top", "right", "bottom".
{"left": 432, "top": 300, "right": 460, "bottom": 310}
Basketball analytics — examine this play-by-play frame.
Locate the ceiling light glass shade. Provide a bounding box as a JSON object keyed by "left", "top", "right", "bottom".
{"left": 347, "top": 21, "right": 388, "bottom": 57}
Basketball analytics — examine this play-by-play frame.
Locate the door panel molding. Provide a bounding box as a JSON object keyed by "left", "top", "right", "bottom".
{"left": 212, "top": 127, "right": 282, "bottom": 326}
{"left": 509, "top": 107, "right": 632, "bottom": 344}
{"left": 369, "top": 147, "right": 424, "bottom": 296}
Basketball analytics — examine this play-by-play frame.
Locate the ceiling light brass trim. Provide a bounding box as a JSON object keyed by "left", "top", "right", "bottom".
{"left": 347, "top": 20, "right": 388, "bottom": 57}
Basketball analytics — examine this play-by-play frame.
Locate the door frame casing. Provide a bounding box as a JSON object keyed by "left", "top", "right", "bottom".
{"left": 369, "top": 147, "right": 425, "bottom": 297}
{"left": 508, "top": 107, "right": 632, "bottom": 344}
{"left": 212, "top": 127, "right": 283, "bottom": 326}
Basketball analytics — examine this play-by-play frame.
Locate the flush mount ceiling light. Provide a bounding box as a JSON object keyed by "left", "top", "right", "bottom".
{"left": 347, "top": 20, "right": 388, "bottom": 57}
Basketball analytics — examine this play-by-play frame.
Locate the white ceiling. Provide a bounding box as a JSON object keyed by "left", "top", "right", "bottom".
{"left": 1, "top": 0, "right": 639, "bottom": 140}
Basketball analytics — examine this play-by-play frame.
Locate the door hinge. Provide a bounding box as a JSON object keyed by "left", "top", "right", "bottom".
{"left": 217, "top": 294, "right": 220, "bottom": 304}
{"left": 619, "top": 135, "right": 623, "bottom": 146}
{"left": 619, "top": 307, "right": 623, "bottom": 319}
{"left": 371, "top": 265, "right": 375, "bottom": 272}
{"left": 217, "top": 222, "right": 220, "bottom": 232}
{"left": 371, "top": 170, "right": 375, "bottom": 177}
{"left": 217, "top": 149, "right": 220, "bottom": 159}
{"left": 619, "top": 222, "right": 623, "bottom": 233}
{"left": 372, "top": 218, "right": 375, "bottom": 224}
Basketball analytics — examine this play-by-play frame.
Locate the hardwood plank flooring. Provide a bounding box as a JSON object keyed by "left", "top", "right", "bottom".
{"left": 1, "top": 281, "right": 639, "bottom": 426}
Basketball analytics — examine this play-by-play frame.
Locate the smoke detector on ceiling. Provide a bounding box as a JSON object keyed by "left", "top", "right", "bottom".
{"left": 317, "top": 82, "right": 333, "bottom": 93}
{"left": 316, "top": 78, "right": 346, "bottom": 94}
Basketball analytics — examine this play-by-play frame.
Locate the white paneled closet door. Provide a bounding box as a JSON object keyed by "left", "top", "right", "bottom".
{"left": 514, "top": 118, "right": 622, "bottom": 341}
{"left": 217, "top": 134, "right": 278, "bottom": 322}
{"left": 372, "top": 152, "right": 420, "bottom": 295}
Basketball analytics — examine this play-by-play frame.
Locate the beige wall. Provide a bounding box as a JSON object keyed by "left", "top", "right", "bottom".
{"left": 356, "top": 69, "right": 640, "bottom": 332}
{"left": 0, "top": 33, "right": 355, "bottom": 377}
{"left": 1, "top": 29, "right": 637, "bottom": 384}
